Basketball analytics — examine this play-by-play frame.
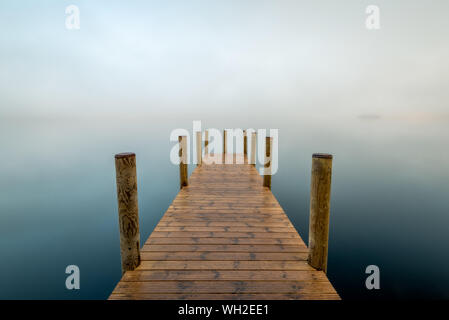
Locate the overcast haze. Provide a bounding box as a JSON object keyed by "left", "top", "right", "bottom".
{"left": 1, "top": 0, "right": 449, "bottom": 121}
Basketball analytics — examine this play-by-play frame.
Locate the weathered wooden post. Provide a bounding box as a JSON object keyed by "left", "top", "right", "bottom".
{"left": 179, "top": 136, "right": 188, "bottom": 188}
{"left": 196, "top": 131, "right": 202, "bottom": 166}
{"left": 114, "top": 152, "right": 141, "bottom": 274}
{"left": 223, "top": 129, "right": 227, "bottom": 154}
{"left": 204, "top": 130, "right": 209, "bottom": 155}
{"left": 263, "top": 137, "right": 272, "bottom": 188}
{"left": 223, "top": 129, "right": 227, "bottom": 164}
{"left": 251, "top": 132, "right": 257, "bottom": 166}
{"left": 308, "top": 153, "right": 333, "bottom": 273}
{"left": 243, "top": 130, "right": 247, "bottom": 162}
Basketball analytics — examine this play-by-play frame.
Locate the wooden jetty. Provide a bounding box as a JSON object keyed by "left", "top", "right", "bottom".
{"left": 110, "top": 131, "right": 339, "bottom": 300}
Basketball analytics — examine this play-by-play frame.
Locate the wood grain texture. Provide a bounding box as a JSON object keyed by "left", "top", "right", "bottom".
{"left": 110, "top": 293, "right": 340, "bottom": 300}
{"left": 139, "top": 252, "right": 308, "bottom": 261}
{"left": 223, "top": 130, "right": 227, "bottom": 155}
{"left": 121, "top": 270, "right": 326, "bottom": 281}
{"left": 263, "top": 137, "right": 272, "bottom": 189}
{"left": 308, "top": 154, "right": 333, "bottom": 273}
{"left": 196, "top": 131, "right": 202, "bottom": 166}
{"left": 113, "top": 281, "right": 337, "bottom": 294}
{"left": 179, "top": 136, "right": 188, "bottom": 188}
{"left": 141, "top": 244, "right": 308, "bottom": 252}
{"left": 250, "top": 132, "right": 257, "bottom": 166}
{"left": 136, "top": 260, "right": 316, "bottom": 270}
{"left": 204, "top": 130, "right": 209, "bottom": 155}
{"left": 114, "top": 153, "right": 141, "bottom": 274}
{"left": 243, "top": 130, "right": 248, "bottom": 162}
{"left": 110, "top": 153, "right": 339, "bottom": 300}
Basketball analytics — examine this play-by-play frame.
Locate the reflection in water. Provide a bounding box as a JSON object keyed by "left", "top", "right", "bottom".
{"left": 0, "top": 116, "right": 448, "bottom": 299}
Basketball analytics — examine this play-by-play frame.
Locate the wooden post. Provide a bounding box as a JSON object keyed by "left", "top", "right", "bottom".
{"left": 251, "top": 132, "right": 257, "bottom": 166}
{"left": 204, "top": 130, "right": 209, "bottom": 155}
{"left": 196, "top": 131, "right": 202, "bottom": 166}
{"left": 223, "top": 129, "right": 227, "bottom": 154}
{"left": 243, "top": 130, "right": 248, "bottom": 160}
{"left": 223, "top": 129, "right": 227, "bottom": 164}
{"left": 179, "top": 136, "right": 188, "bottom": 188}
{"left": 114, "top": 153, "right": 141, "bottom": 274}
{"left": 308, "top": 153, "right": 333, "bottom": 273}
{"left": 263, "top": 137, "right": 272, "bottom": 189}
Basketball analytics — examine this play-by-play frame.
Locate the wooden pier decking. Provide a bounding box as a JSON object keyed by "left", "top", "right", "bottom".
{"left": 109, "top": 154, "right": 339, "bottom": 300}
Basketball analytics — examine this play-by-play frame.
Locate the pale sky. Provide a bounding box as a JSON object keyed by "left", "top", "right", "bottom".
{"left": 1, "top": 0, "right": 448, "bottom": 120}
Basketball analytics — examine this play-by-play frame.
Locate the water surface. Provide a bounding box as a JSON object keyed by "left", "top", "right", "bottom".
{"left": 1, "top": 115, "right": 448, "bottom": 299}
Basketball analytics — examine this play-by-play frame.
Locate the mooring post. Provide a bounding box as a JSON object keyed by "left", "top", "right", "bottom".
{"left": 223, "top": 129, "right": 227, "bottom": 164}
{"left": 251, "top": 132, "right": 257, "bottom": 166}
{"left": 114, "top": 152, "right": 141, "bottom": 274}
{"left": 308, "top": 153, "right": 333, "bottom": 273}
{"left": 196, "top": 131, "right": 202, "bottom": 166}
{"left": 205, "top": 130, "right": 209, "bottom": 155}
{"left": 223, "top": 129, "right": 227, "bottom": 154}
{"left": 263, "top": 137, "right": 272, "bottom": 189}
{"left": 243, "top": 130, "right": 248, "bottom": 162}
{"left": 179, "top": 136, "right": 188, "bottom": 188}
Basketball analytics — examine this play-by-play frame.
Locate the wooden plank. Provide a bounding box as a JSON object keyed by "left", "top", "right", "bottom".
{"left": 169, "top": 205, "right": 282, "bottom": 209}
{"left": 173, "top": 199, "right": 277, "bottom": 202}
{"left": 121, "top": 270, "right": 326, "bottom": 281}
{"left": 162, "top": 214, "right": 288, "bottom": 219}
{"left": 110, "top": 293, "right": 340, "bottom": 300}
{"left": 159, "top": 219, "right": 290, "bottom": 224}
{"left": 156, "top": 221, "right": 294, "bottom": 227}
{"left": 149, "top": 232, "right": 301, "bottom": 239}
{"left": 161, "top": 215, "right": 289, "bottom": 219}
{"left": 140, "top": 252, "right": 308, "bottom": 261}
{"left": 145, "top": 238, "right": 303, "bottom": 245}
{"left": 154, "top": 226, "right": 296, "bottom": 232}
{"left": 136, "top": 261, "right": 316, "bottom": 271}
{"left": 166, "top": 209, "right": 285, "bottom": 214}
{"left": 113, "top": 281, "right": 338, "bottom": 294}
{"left": 141, "top": 244, "right": 308, "bottom": 252}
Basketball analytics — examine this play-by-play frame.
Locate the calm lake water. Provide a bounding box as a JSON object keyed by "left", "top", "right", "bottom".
{"left": 0, "top": 115, "right": 448, "bottom": 299}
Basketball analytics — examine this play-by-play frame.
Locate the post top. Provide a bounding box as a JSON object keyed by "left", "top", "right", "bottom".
{"left": 115, "top": 152, "right": 136, "bottom": 159}
{"left": 313, "top": 153, "right": 333, "bottom": 159}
